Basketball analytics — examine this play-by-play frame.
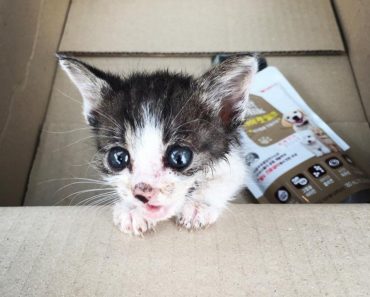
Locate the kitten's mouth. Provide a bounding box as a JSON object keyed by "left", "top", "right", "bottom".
{"left": 135, "top": 195, "right": 163, "bottom": 213}
{"left": 145, "top": 204, "right": 162, "bottom": 212}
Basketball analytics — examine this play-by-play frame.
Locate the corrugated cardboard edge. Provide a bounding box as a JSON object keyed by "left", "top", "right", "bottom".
{"left": 59, "top": 0, "right": 344, "bottom": 54}
{"left": 332, "top": 0, "right": 370, "bottom": 122}
{"left": 1, "top": 205, "right": 370, "bottom": 296}
{"left": 57, "top": 50, "right": 346, "bottom": 57}
{"left": 0, "top": 0, "right": 71, "bottom": 206}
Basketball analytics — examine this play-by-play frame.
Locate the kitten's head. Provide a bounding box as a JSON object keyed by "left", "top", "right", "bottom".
{"left": 59, "top": 55, "right": 258, "bottom": 220}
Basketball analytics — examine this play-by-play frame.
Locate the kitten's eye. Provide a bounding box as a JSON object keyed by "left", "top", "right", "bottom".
{"left": 166, "top": 145, "right": 193, "bottom": 170}
{"left": 107, "top": 147, "right": 130, "bottom": 171}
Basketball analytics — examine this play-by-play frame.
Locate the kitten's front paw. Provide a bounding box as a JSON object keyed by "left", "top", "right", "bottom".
{"left": 176, "top": 201, "right": 220, "bottom": 230}
{"left": 113, "top": 204, "right": 155, "bottom": 236}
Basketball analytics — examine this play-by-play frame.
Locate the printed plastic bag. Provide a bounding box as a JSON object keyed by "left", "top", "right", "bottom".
{"left": 242, "top": 66, "right": 370, "bottom": 203}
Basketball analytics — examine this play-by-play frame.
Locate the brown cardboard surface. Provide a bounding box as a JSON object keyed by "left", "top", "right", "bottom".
{"left": 265, "top": 56, "right": 366, "bottom": 123}
{"left": 59, "top": 0, "right": 344, "bottom": 54}
{"left": 0, "top": 0, "right": 71, "bottom": 206}
{"left": 24, "top": 56, "right": 369, "bottom": 206}
{"left": 333, "top": 0, "right": 370, "bottom": 121}
{"left": 1, "top": 205, "right": 370, "bottom": 296}
{"left": 330, "top": 122, "right": 370, "bottom": 176}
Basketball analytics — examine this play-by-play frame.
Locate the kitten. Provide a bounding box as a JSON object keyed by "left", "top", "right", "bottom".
{"left": 58, "top": 54, "right": 259, "bottom": 236}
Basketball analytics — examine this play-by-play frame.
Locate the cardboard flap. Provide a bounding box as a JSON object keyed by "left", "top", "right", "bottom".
{"left": 333, "top": 0, "right": 370, "bottom": 120}
{"left": 1, "top": 205, "right": 370, "bottom": 296}
{"left": 60, "top": 0, "right": 344, "bottom": 54}
{"left": 0, "top": 0, "right": 71, "bottom": 206}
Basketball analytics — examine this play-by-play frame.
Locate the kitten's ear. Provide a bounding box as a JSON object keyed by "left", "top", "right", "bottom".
{"left": 198, "top": 55, "right": 259, "bottom": 127}
{"left": 57, "top": 55, "right": 111, "bottom": 123}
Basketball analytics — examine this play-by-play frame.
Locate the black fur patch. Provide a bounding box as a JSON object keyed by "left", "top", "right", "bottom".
{"left": 61, "top": 57, "right": 247, "bottom": 176}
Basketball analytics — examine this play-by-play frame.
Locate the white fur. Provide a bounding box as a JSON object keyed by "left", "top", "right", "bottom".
{"left": 113, "top": 202, "right": 156, "bottom": 236}
{"left": 201, "top": 56, "right": 258, "bottom": 123}
{"left": 129, "top": 109, "right": 165, "bottom": 187}
{"left": 297, "top": 130, "right": 331, "bottom": 157}
{"left": 59, "top": 59, "right": 109, "bottom": 122}
{"left": 59, "top": 57, "right": 253, "bottom": 236}
{"left": 110, "top": 111, "right": 194, "bottom": 235}
{"left": 283, "top": 110, "right": 338, "bottom": 153}
{"left": 111, "top": 119, "right": 248, "bottom": 235}
{"left": 176, "top": 136, "right": 247, "bottom": 229}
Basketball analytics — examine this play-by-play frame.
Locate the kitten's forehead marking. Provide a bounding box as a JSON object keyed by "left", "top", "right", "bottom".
{"left": 126, "top": 107, "right": 165, "bottom": 182}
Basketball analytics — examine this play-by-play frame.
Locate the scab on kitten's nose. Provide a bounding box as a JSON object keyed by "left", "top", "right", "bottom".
{"left": 132, "top": 182, "right": 159, "bottom": 203}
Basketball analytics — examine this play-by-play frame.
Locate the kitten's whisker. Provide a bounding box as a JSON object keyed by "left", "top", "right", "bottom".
{"left": 44, "top": 127, "right": 91, "bottom": 134}
{"left": 38, "top": 177, "right": 109, "bottom": 185}
{"left": 51, "top": 135, "right": 98, "bottom": 152}
{"left": 77, "top": 194, "right": 119, "bottom": 213}
{"left": 198, "top": 119, "right": 226, "bottom": 135}
{"left": 80, "top": 195, "right": 118, "bottom": 208}
{"left": 84, "top": 138, "right": 127, "bottom": 177}
{"left": 52, "top": 135, "right": 115, "bottom": 152}
{"left": 86, "top": 197, "right": 118, "bottom": 207}
{"left": 54, "top": 188, "right": 115, "bottom": 206}
{"left": 92, "top": 108, "right": 123, "bottom": 132}
{"left": 56, "top": 89, "right": 82, "bottom": 105}
{"left": 75, "top": 191, "right": 116, "bottom": 206}
{"left": 44, "top": 127, "right": 119, "bottom": 138}
{"left": 69, "top": 161, "right": 97, "bottom": 167}
{"left": 172, "top": 117, "right": 225, "bottom": 137}
{"left": 70, "top": 192, "right": 116, "bottom": 207}
{"left": 83, "top": 195, "right": 117, "bottom": 205}
{"left": 169, "top": 94, "right": 195, "bottom": 129}
{"left": 93, "top": 199, "right": 119, "bottom": 213}
{"left": 172, "top": 118, "right": 201, "bottom": 131}
{"left": 53, "top": 181, "right": 112, "bottom": 197}
{"left": 84, "top": 142, "right": 118, "bottom": 176}
{"left": 56, "top": 88, "right": 123, "bottom": 132}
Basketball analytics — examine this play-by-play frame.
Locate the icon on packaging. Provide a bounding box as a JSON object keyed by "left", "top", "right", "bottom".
{"left": 290, "top": 174, "right": 309, "bottom": 189}
{"left": 326, "top": 157, "right": 343, "bottom": 169}
{"left": 275, "top": 186, "right": 291, "bottom": 203}
{"left": 308, "top": 164, "right": 327, "bottom": 178}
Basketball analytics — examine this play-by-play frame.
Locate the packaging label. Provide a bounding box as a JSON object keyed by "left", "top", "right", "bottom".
{"left": 243, "top": 67, "right": 370, "bottom": 203}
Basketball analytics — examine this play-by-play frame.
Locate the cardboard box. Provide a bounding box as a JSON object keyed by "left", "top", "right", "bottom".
{"left": 2, "top": 0, "right": 368, "bottom": 207}
{"left": 1, "top": 1, "right": 370, "bottom": 295}
{"left": 1, "top": 205, "right": 370, "bottom": 296}
{"left": 333, "top": 0, "right": 370, "bottom": 121}
{"left": 60, "top": 0, "right": 344, "bottom": 54}
{"left": 0, "top": 0, "right": 71, "bottom": 206}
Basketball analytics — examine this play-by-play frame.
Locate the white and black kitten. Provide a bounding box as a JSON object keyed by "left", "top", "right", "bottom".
{"left": 59, "top": 55, "right": 259, "bottom": 236}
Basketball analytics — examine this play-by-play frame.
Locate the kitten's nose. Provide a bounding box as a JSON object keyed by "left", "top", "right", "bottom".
{"left": 132, "top": 182, "right": 159, "bottom": 203}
